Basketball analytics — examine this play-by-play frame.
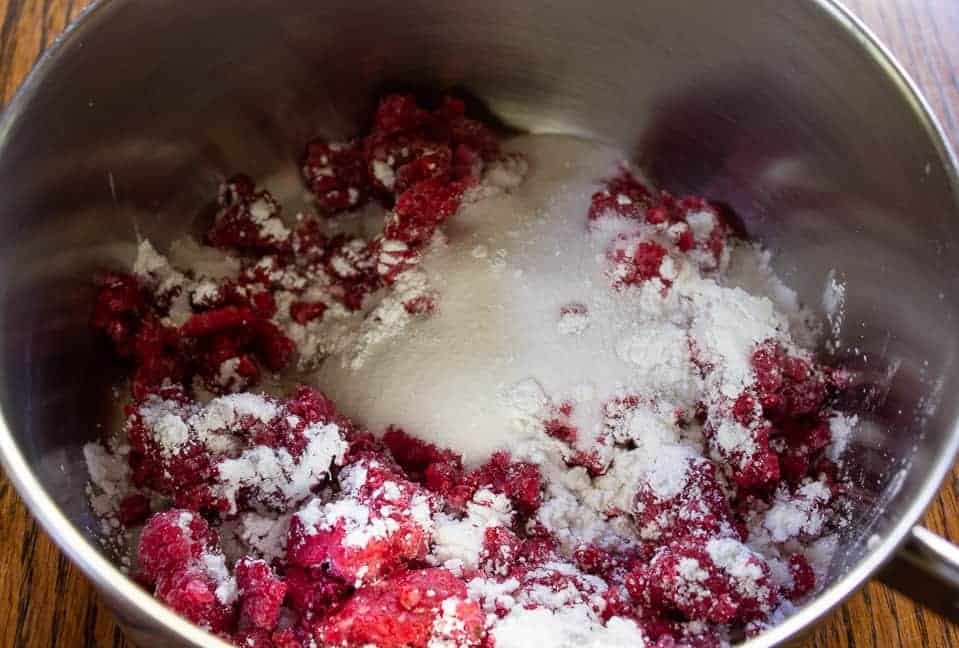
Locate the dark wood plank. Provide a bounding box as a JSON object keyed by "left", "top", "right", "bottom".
{"left": 0, "top": 0, "right": 956, "bottom": 646}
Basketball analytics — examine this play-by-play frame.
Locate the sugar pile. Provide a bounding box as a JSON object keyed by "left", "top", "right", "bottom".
{"left": 316, "top": 135, "right": 817, "bottom": 468}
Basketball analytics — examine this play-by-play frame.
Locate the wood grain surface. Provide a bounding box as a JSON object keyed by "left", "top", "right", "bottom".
{"left": 0, "top": 1, "right": 957, "bottom": 646}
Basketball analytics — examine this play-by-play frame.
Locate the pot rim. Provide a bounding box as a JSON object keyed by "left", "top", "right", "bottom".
{"left": 0, "top": 1, "right": 956, "bottom": 646}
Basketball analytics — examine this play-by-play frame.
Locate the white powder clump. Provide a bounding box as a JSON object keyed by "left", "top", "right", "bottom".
{"left": 216, "top": 421, "right": 347, "bottom": 514}
{"left": 491, "top": 606, "right": 646, "bottom": 648}
{"left": 430, "top": 488, "right": 514, "bottom": 574}
{"left": 826, "top": 413, "right": 857, "bottom": 463}
{"left": 83, "top": 442, "right": 132, "bottom": 524}
{"left": 200, "top": 551, "right": 238, "bottom": 605}
{"left": 763, "top": 480, "right": 832, "bottom": 543}
{"left": 236, "top": 512, "right": 292, "bottom": 563}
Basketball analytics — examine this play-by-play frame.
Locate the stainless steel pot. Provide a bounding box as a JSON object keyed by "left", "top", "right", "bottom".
{"left": 1, "top": 1, "right": 958, "bottom": 646}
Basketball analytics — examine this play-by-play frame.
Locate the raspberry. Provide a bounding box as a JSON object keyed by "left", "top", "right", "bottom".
{"left": 250, "top": 319, "right": 296, "bottom": 371}
{"left": 588, "top": 169, "right": 656, "bottom": 220}
{"left": 628, "top": 538, "right": 775, "bottom": 625}
{"left": 289, "top": 300, "right": 328, "bottom": 324}
{"left": 302, "top": 139, "right": 369, "bottom": 214}
{"left": 480, "top": 526, "right": 523, "bottom": 576}
{"left": 208, "top": 175, "right": 290, "bottom": 253}
{"left": 287, "top": 459, "right": 434, "bottom": 583}
{"left": 314, "top": 568, "right": 483, "bottom": 648}
{"left": 607, "top": 236, "right": 669, "bottom": 288}
{"left": 573, "top": 543, "right": 615, "bottom": 577}
{"left": 236, "top": 558, "right": 287, "bottom": 632}
{"left": 284, "top": 566, "right": 351, "bottom": 618}
{"left": 453, "top": 452, "right": 542, "bottom": 515}
{"left": 92, "top": 272, "right": 147, "bottom": 358}
{"left": 118, "top": 493, "right": 152, "bottom": 527}
{"left": 634, "top": 457, "right": 734, "bottom": 543}
{"left": 371, "top": 94, "right": 431, "bottom": 136}
{"left": 154, "top": 563, "right": 235, "bottom": 633}
{"left": 751, "top": 341, "right": 827, "bottom": 419}
{"left": 786, "top": 554, "right": 815, "bottom": 599}
{"left": 130, "top": 319, "right": 186, "bottom": 398}
{"left": 383, "top": 426, "right": 463, "bottom": 485}
{"left": 544, "top": 419, "right": 578, "bottom": 444}
{"left": 180, "top": 306, "right": 256, "bottom": 338}
{"left": 385, "top": 179, "right": 467, "bottom": 244}
{"left": 137, "top": 510, "right": 219, "bottom": 585}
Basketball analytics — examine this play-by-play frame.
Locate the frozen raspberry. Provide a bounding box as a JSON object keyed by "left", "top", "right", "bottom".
{"left": 284, "top": 565, "right": 352, "bottom": 618}
{"left": 130, "top": 319, "right": 186, "bottom": 399}
{"left": 774, "top": 418, "right": 832, "bottom": 483}
{"left": 588, "top": 169, "right": 656, "bottom": 221}
{"left": 383, "top": 426, "right": 464, "bottom": 487}
{"left": 137, "top": 510, "right": 219, "bottom": 585}
{"left": 126, "top": 393, "right": 219, "bottom": 510}
{"left": 394, "top": 147, "right": 454, "bottom": 194}
{"left": 314, "top": 568, "right": 483, "bottom": 648}
{"left": 607, "top": 236, "right": 669, "bottom": 288}
{"left": 633, "top": 457, "right": 735, "bottom": 543}
{"left": 208, "top": 175, "right": 290, "bottom": 253}
{"left": 118, "top": 493, "right": 152, "bottom": 527}
{"left": 403, "top": 293, "right": 437, "bottom": 316}
{"left": 291, "top": 216, "right": 329, "bottom": 259}
{"left": 431, "top": 97, "right": 500, "bottom": 163}
{"left": 302, "top": 139, "right": 369, "bottom": 214}
{"left": 322, "top": 235, "right": 380, "bottom": 310}
{"left": 544, "top": 418, "right": 578, "bottom": 444}
{"left": 786, "top": 554, "right": 815, "bottom": 599}
{"left": 480, "top": 526, "right": 523, "bottom": 576}
{"left": 180, "top": 306, "right": 256, "bottom": 338}
{"left": 271, "top": 627, "right": 314, "bottom": 648}
{"left": 371, "top": 94, "right": 431, "bottom": 136}
{"left": 371, "top": 237, "right": 420, "bottom": 284}
{"left": 453, "top": 452, "right": 542, "bottom": 515}
{"left": 751, "top": 341, "right": 827, "bottom": 419}
{"left": 250, "top": 318, "right": 296, "bottom": 371}
{"left": 235, "top": 557, "right": 287, "bottom": 632}
{"left": 289, "top": 300, "right": 328, "bottom": 325}
{"left": 154, "top": 562, "right": 236, "bottom": 633}
{"left": 573, "top": 543, "right": 616, "bottom": 578}
{"left": 287, "top": 459, "right": 434, "bottom": 583}
{"left": 92, "top": 272, "right": 147, "bottom": 358}
{"left": 385, "top": 179, "right": 467, "bottom": 245}
{"left": 627, "top": 537, "right": 775, "bottom": 625}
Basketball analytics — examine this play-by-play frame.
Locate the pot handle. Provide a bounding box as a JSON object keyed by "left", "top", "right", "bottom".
{"left": 877, "top": 526, "right": 959, "bottom": 622}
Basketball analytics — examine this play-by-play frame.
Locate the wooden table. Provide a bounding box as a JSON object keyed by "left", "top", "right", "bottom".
{"left": 0, "top": 1, "right": 957, "bottom": 646}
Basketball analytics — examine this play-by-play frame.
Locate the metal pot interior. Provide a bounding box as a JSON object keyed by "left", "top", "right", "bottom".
{"left": 0, "top": 0, "right": 957, "bottom": 643}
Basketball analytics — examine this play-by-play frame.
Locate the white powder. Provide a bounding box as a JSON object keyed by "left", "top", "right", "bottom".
{"left": 430, "top": 488, "right": 514, "bottom": 573}
{"left": 763, "top": 480, "right": 832, "bottom": 543}
{"left": 372, "top": 160, "right": 396, "bottom": 191}
{"left": 200, "top": 551, "right": 238, "bottom": 605}
{"left": 237, "top": 512, "right": 292, "bottom": 563}
{"left": 83, "top": 442, "right": 132, "bottom": 519}
{"left": 827, "top": 413, "right": 857, "bottom": 463}
{"left": 427, "top": 597, "right": 472, "bottom": 648}
{"left": 706, "top": 537, "right": 771, "bottom": 600}
{"left": 216, "top": 421, "right": 347, "bottom": 514}
{"left": 490, "top": 602, "right": 646, "bottom": 648}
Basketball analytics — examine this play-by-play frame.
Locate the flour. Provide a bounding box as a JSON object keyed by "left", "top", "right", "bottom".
{"left": 215, "top": 421, "right": 347, "bottom": 514}
{"left": 429, "top": 489, "right": 514, "bottom": 574}
{"left": 762, "top": 480, "right": 832, "bottom": 543}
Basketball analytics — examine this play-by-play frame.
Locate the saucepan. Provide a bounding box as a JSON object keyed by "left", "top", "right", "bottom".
{"left": 0, "top": 0, "right": 957, "bottom": 646}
